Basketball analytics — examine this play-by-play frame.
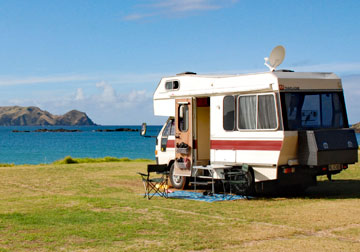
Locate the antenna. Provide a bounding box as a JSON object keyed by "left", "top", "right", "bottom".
{"left": 264, "top": 45, "right": 286, "bottom": 71}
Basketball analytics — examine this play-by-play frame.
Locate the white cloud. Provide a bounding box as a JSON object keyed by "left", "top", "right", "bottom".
{"left": 124, "top": 0, "right": 238, "bottom": 20}
{"left": 0, "top": 72, "right": 165, "bottom": 87}
{"left": 201, "top": 62, "right": 360, "bottom": 77}
{"left": 0, "top": 74, "right": 96, "bottom": 86}
{"left": 75, "top": 88, "right": 84, "bottom": 101}
{"left": 128, "top": 89, "right": 149, "bottom": 102}
{"left": 151, "top": 0, "right": 222, "bottom": 12}
{"left": 82, "top": 84, "right": 156, "bottom": 124}
{"left": 290, "top": 62, "right": 360, "bottom": 74}
{"left": 96, "top": 81, "right": 117, "bottom": 103}
{"left": 2, "top": 81, "right": 159, "bottom": 125}
{"left": 0, "top": 71, "right": 167, "bottom": 124}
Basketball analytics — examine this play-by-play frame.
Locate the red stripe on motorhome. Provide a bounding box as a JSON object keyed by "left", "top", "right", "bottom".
{"left": 167, "top": 140, "right": 175, "bottom": 148}
{"left": 211, "top": 140, "right": 282, "bottom": 151}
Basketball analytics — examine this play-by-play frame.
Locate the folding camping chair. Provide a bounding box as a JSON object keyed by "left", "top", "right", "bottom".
{"left": 138, "top": 164, "right": 169, "bottom": 200}
{"left": 221, "top": 164, "right": 250, "bottom": 200}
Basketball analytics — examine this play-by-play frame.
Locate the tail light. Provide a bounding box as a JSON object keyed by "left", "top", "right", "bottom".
{"left": 283, "top": 167, "right": 295, "bottom": 174}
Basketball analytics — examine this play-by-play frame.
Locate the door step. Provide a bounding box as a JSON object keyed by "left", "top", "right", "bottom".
{"left": 197, "top": 175, "right": 213, "bottom": 179}
{"left": 192, "top": 165, "right": 228, "bottom": 169}
{"left": 190, "top": 181, "right": 214, "bottom": 186}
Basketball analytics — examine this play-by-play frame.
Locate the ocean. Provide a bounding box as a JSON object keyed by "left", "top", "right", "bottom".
{"left": 0, "top": 125, "right": 162, "bottom": 165}
{"left": 0, "top": 126, "right": 359, "bottom": 165}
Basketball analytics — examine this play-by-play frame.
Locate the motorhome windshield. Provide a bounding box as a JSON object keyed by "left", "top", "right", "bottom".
{"left": 280, "top": 92, "right": 348, "bottom": 130}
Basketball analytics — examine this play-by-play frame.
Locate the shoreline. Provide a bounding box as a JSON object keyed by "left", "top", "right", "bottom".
{"left": 0, "top": 156, "right": 154, "bottom": 167}
{"left": 12, "top": 127, "right": 139, "bottom": 133}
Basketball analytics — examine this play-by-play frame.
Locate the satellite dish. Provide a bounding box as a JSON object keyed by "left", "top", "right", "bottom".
{"left": 264, "top": 45, "right": 286, "bottom": 71}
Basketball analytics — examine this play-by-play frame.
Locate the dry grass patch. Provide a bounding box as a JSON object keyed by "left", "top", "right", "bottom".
{"left": 0, "top": 159, "right": 358, "bottom": 251}
{"left": 332, "top": 224, "right": 360, "bottom": 241}
{"left": 241, "top": 235, "right": 360, "bottom": 252}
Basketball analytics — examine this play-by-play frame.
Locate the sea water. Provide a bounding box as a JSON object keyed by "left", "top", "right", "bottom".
{"left": 0, "top": 126, "right": 162, "bottom": 165}
{"left": 0, "top": 126, "right": 359, "bottom": 165}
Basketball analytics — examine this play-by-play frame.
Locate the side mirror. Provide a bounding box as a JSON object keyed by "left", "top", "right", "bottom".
{"left": 140, "top": 123, "right": 147, "bottom": 136}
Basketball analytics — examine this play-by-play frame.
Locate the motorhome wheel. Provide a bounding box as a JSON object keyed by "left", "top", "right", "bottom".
{"left": 169, "top": 163, "right": 188, "bottom": 189}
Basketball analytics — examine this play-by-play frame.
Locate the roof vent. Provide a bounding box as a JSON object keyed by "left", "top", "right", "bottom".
{"left": 274, "top": 69, "right": 294, "bottom": 72}
{"left": 176, "top": 71, "right": 197, "bottom": 75}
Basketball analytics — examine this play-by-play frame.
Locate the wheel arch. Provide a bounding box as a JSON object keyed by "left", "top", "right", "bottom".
{"left": 167, "top": 159, "right": 175, "bottom": 171}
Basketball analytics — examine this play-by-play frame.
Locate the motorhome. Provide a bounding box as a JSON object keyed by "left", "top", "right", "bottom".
{"left": 144, "top": 46, "right": 358, "bottom": 194}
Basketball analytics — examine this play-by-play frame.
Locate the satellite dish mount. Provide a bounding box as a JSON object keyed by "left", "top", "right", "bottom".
{"left": 264, "top": 45, "right": 286, "bottom": 72}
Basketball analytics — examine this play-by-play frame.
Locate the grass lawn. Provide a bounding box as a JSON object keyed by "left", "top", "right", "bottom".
{"left": 0, "top": 157, "right": 359, "bottom": 251}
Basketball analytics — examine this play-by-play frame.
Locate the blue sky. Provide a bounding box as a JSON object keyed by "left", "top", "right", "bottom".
{"left": 0, "top": 0, "right": 359, "bottom": 125}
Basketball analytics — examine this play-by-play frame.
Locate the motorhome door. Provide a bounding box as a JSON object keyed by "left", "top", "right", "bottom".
{"left": 174, "top": 98, "right": 193, "bottom": 177}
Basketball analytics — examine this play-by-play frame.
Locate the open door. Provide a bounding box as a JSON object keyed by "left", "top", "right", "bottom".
{"left": 195, "top": 97, "right": 210, "bottom": 166}
{"left": 174, "top": 98, "right": 193, "bottom": 177}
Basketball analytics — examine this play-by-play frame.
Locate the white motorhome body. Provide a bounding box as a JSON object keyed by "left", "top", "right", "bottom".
{"left": 153, "top": 71, "right": 358, "bottom": 193}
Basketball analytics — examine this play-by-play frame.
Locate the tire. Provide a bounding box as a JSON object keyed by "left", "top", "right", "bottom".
{"left": 169, "top": 163, "right": 188, "bottom": 189}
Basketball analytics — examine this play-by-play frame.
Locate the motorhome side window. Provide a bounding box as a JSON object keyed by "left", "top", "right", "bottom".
{"left": 238, "top": 94, "right": 277, "bottom": 130}
{"left": 165, "top": 81, "right": 179, "bottom": 90}
{"left": 238, "top": 96, "right": 256, "bottom": 129}
{"left": 178, "top": 104, "right": 189, "bottom": 132}
{"left": 281, "top": 92, "right": 347, "bottom": 130}
{"left": 223, "top": 96, "right": 235, "bottom": 131}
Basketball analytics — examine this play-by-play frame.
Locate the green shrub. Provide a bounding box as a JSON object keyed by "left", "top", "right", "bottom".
{"left": 104, "top": 156, "right": 123, "bottom": 162}
{"left": 63, "top": 156, "right": 78, "bottom": 164}
{"left": 0, "top": 163, "right": 15, "bottom": 167}
{"left": 53, "top": 156, "right": 152, "bottom": 165}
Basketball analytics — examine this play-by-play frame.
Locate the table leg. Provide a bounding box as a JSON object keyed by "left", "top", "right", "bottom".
{"left": 194, "top": 168, "right": 197, "bottom": 192}
{"left": 212, "top": 178, "right": 215, "bottom": 194}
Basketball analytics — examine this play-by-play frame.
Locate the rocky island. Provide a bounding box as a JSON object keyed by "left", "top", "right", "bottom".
{"left": 351, "top": 122, "right": 360, "bottom": 133}
{"left": 0, "top": 106, "right": 95, "bottom": 126}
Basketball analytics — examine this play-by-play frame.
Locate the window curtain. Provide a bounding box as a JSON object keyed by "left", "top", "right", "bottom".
{"left": 238, "top": 96, "right": 256, "bottom": 129}
{"left": 258, "top": 95, "right": 277, "bottom": 129}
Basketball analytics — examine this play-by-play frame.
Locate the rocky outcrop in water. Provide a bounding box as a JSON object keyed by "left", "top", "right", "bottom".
{"left": 13, "top": 128, "right": 82, "bottom": 133}
{"left": 0, "top": 106, "right": 95, "bottom": 126}
{"left": 95, "top": 128, "right": 138, "bottom": 132}
{"left": 12, "top": 128, "right": 138, "bottom": 133}
{"left": 351, "top": 122, "right": 360, "bottom": 133}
